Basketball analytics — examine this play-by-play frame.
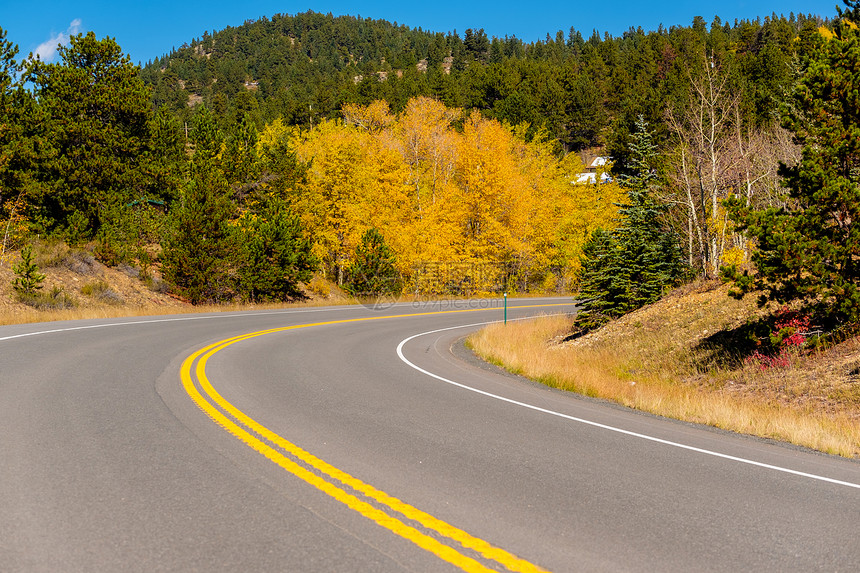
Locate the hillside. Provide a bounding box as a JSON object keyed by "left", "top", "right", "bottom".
{"left": 140, "top": 10, "right": 827, "bottom": 156}
{"left": 0, "top": 244, "right": 186, "bottom": 323}
{"left": 565, "top": 281, "right": 860, "bottom": 420}
{"left": 0, "top": 240, "right": 359, "bottom": 325}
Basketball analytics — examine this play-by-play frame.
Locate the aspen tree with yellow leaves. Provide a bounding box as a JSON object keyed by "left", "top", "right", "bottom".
{"left": 277, "top": 97, "right": 624, "bottom": 294}
{"left": 293, "top": 115, "right": 410, "bottom": 285}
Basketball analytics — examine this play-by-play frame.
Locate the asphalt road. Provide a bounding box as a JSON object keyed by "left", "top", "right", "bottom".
{"left": 1, "top": 298, "right": 858, "bottom": 572}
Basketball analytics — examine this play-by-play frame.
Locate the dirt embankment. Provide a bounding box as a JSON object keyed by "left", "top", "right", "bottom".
{"left": 562, "top": 281, "right": 860, "bottom": 422}
{"left": 0, "top": 244, "right": 188, "bottom": 324}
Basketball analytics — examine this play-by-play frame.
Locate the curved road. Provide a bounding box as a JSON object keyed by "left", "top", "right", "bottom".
{"left": 1, "top": 299, "right": 859, "bottom": 572}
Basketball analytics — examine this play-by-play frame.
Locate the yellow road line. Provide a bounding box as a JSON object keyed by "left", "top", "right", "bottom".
{"left": 182, "top": 304, "right": 567, "bottom": 572}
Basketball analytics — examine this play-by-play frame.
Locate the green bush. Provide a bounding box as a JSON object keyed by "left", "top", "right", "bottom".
{"left": 17, "top": 286, "right": 76, "bottom": 310}
{"left": 33, "top": 240, "right": 98, "bottom": 274}
{"left": 344, "top": 228, "right": 401, "bottom": 297}
{"left": 237, "top": 198, "right": 317, "bottom": 302}
{"left": 12, "top": 245, "right": 45, "bottom": 294}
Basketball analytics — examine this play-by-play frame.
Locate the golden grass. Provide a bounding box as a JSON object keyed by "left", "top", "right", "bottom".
{"left": 0, "top": 290, "right": 510, "bottom": 327}
{"left": 469, "top": 312, "right": 860, "bottom": 458}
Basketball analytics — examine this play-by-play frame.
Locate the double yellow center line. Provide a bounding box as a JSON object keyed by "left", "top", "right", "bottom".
{"left": 181, "top": 305, "right": 567, "bottom": 572}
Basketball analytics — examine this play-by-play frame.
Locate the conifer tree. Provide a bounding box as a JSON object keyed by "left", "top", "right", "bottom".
{"left": 576, "top": 116, "right": 685, "bottom": 330}
{"left": 238, "top": 197, "right": 317, "bottom": 302}
{"left": 26, "top": 33, "right": 155, "bottom": 237}
{"left": 0, "top": 27, "right": 40, "bottom": 250}
{"left": 12, "top": 245, "right": 45, "bottom": 294}
{"left": 161, "top": 159, "right": 237, "bottom": 304}
{"left": 344, "top": 227, "right": 401, "bottom": 296}
{"left": 574, "top": 228, "right": 622, "bottom": 330}
{"left": 723, "top": 8, "right": 860, "bottom": 323}
{"left": 613, "top": 116, "right": 686, "bottom": 308}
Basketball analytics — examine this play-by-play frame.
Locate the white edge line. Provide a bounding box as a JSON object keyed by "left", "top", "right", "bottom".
{"left": 0, "top": 297, "right": 557, "bottom": 344}
{"left": 0, "top": 298, "right": 521, "bottom": 343}
{"left": 396, "top": 320, "right": 860, "bottom": 491}
{"left": 0, "top": 305, "right": 377, "bottom": 343}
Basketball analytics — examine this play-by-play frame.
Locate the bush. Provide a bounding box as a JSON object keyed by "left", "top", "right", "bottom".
{"left": 307, "top": 274, "right": 331, "bottom": 298}
{"left": 344, "top": 228, "right": 401, "bottom": 297}
{"left": 236, "top": 199, "right": 317, "bottom": 302}
{"left": 80, "top": 279, "right": 123, "bottom": 304}
{"left": 33, "top": 240, "right": 98, "bottom": 274}
{"left": 143, "top": 275, "right": 169, "bottom": 294}
{"left": 17, "top": 286, "right": 76, "bottom": 310}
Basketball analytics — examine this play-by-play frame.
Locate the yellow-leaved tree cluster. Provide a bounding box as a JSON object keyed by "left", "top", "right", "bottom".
{"left": 259, "top": 97, "right": 624, "bottom": 295}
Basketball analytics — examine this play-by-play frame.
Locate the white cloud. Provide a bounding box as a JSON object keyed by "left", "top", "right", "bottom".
{"left": 35, "top": 19, "right": 82, "bottom": 62}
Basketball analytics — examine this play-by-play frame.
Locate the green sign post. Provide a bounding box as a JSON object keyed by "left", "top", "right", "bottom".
{"left": 504, "top": 292, "right": 507, "bottom": 325}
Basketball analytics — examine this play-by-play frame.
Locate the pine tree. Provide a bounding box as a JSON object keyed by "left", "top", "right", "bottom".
{"left": 574, "top": 228, "right": 621, "bottom": 330}
{"left": 575, "top": 116, "right": 685, "bottom": 331}
{"left": 26, "top": 32, "right": 155, "bottom": 237}
{"left": 0, "top": 26, "right": 40, "bottom": 252}
{"left": 12, "top": 245, "right": 45, "bottom": 294}
{"left": 345, "top": 228, "right": 401, "bottom": 296}
{"left": 238, "top": 197, "right": 317, "bottom": 302}
{"left": 161, "top": 159, "right": 237, "bottom": 304}
{"left": 613, "top": 115, "right": 686, "bottom": 308}
{"left": 723, "top": 9, "right": 860, "bottom": 324}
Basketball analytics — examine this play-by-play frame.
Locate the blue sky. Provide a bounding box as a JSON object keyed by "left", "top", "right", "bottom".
{"left": 1, "top": 1, "right": 843, "bottom": 65}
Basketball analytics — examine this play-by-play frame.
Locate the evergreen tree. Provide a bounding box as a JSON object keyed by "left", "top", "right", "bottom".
{"left": 613, "top": 115, "right": 686, "bottom": 307}
{"left": 189, "top": 104, "right": 223, "bottom": 160}
{"left": 344, "top": 228, "right": 401, "bottom": 296}
{"left": 12, "top": 245, "right": 45, "bottom": 294}
{"left": 26, "top": 33, "right": 155, "bottom": 237}
{"left": 724, "top": 9, "right": 860, "bottom": 324}
{"left": 574, "top": 228, "right": 622, "bottom": 330}
{"left": 0, "top": 27, "right": 40, "bottom": 248}
{"left": 161, "top": 159, "right": 237, "bottom": 304}
{"left": 576, "top": 116, "right": 685, "bottom": 330}
{"left": 223, "top": 113, "right": 261, "bottom": 197}
{"left": 237, "top": 197, "right": 317, "bottom": 302}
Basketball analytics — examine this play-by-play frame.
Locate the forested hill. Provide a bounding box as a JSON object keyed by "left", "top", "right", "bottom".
{"left": 140, "top": 9, "right": 828, "bottom": 158}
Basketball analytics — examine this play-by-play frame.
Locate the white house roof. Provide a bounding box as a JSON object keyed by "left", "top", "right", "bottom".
{"left": 588, "top": 156, "right": 611, "bottom": 169}
{"left": 574, "top": 172, "right": 612, "bottom": 185}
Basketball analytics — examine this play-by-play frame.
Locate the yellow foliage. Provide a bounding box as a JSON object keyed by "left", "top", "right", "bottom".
{"left": 307, "top": 274, "right": 331, "bottom": 297}
{"left": 342, "top": 100, "right": 394, "bottom": 132}
{"left": 293, "top": 117, "right": 411, "bottom": 277}
{"left": 256, "top": 117, "right": 291, "bottom": 153}
{"left": 721, "top": 246, "right": 746, "bottom": 268}
{"left": 282, "top": 98, "right": 622, "bottom": 293}
{"left": 1, "top": 198, "right": 30, "bottom": 265}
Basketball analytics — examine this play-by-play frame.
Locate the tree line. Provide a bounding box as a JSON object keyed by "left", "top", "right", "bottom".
{"left": 142, "top": 9, "right": 823, "bottom": 153}
{"left": 140, "top": 9, "right": 826, "bottom": 279}
{"left": 2, "top": 3, "right": 860, "bottom": 332}
{"left": 0, "top": 28, "right": 623, "bottom": 303}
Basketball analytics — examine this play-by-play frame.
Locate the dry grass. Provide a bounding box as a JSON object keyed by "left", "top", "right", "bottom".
{"left": 0, "top": 291, "right": 364, "bottom": 327}
{"left": 468, "top": 283, "right": 860, "bottom": 458}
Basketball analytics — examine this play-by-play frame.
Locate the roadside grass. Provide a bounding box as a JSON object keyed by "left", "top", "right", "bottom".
{"left": 467, "top": 285, "right": 860, "bottom": 458}
{"left": 0, "top": 297, "right": 357, "bottom": 327}
{"left": 0, "top": 290, "right": 512, "bottom": 327}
